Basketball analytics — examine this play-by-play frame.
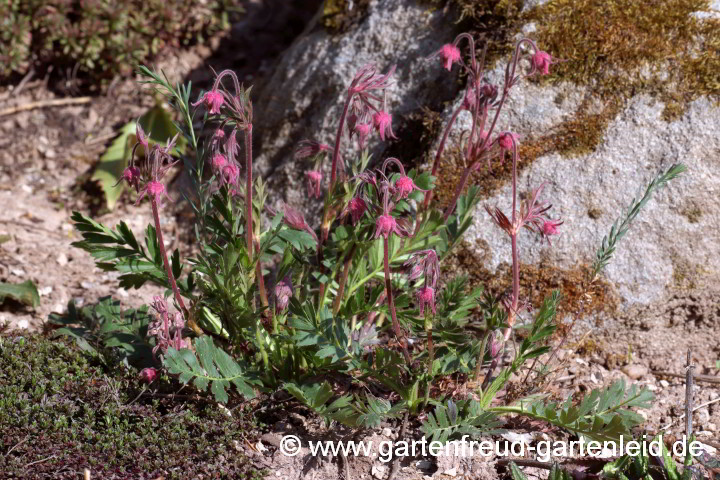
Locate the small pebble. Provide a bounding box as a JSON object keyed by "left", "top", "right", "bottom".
{"left": 38, "top": 286, "right": 53, "bottom": 296}
{"left": 17, "top": 319, "right": 29, "bottom": 329}
{"left": 56, "top": 253, "right": 68, "bottom": 266}
{"left": 659, "top": 380, "right": 670, "bottom": 388}
{"left": 622, "top": 364, "right": 648, "bottom": 379}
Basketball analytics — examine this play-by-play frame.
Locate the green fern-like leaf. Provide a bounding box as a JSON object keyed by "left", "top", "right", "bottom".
{"left": 491, "top": 380, "right": 653, "bottom": 442}
{"left": 164, "top": 336, "right": 256, "bottom": 403}
{"left": 421, "top": 399, "right": 502, "bottom": 443}
{"left": 284, "top": 381, "right": 358, "bottom": 427}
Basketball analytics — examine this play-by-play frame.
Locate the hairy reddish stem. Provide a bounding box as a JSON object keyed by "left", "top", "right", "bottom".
{"left": 150, "top": 197, "right": 187, "bottom": 316}
{"left": 331, "top": 93, "right": 352, "bottom": 186}
{"left": 422, "top": 106, "right": 462, "bottom": 210}
{"left": 442, "top": 165, "right": 473, "bottom": 222}
{"left": 244, "top": 126, "right": 254, "bottom": 260}
{"left": 383, "top": 237, "right": 411, "bottom": 364}
{"left": 245, "top": 126, "right": 270, "bottom": 310}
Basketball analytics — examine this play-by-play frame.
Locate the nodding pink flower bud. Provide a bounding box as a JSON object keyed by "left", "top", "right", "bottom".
{"left": 541, "top": 219, "right": 563, "bottom": 245}
{"left": 405, "top": 249, "right": 439, "bottom": 288}
{"left": 531, "top": 50, "right": 553, "bottom": 75}
{"left": 372, "top": 111, "right": 395, "bottom": 141}
{"left": 193, "top": 90, "right": 224, "bottom": 115}
{"left": 116, "top": 166, "right": 141, "bottom": 189}
{"left": 439, "top": 44, "right": 462, "bottom": 71}
{"left": 343, "top": 197, "right": 368, "bottom": 224}
{"left": 270, "top": 202, "right": 319, "bottom": 243}
{"left": 497, "top": 132, "right": 519, "bottom": 151}
{"left": 211, "top": 153, "right": 227, "bottom": 171}
{"left": 147, "top": 181, "right": 166, "bottom": 198}
{"left": 481, "top": 83, "right": 498, "bottom": 101}
{"left": 295, "top": 140, "right": 332, "bottom": 160}
{"left": 274, "top": 276, "right": 293, "bottom": 313}
{"left": 306, "top": 170, "right": 323, "bottom": 199}
{"left": 136, "top": 124, "right": 149, "bottom": 151}
{"left": 394, "top": 175, "right": 426, "bottom": 199}
{"left": 353, "top": 122, "right": 372, "bottom": 149}
{"left": 416, "top": 286, "right": 436, "bottom": 316}
{"left": 139, "top": 367, "right": 158, "bottom": 384}
{"left": 490, "top": 336, "right": 503, "bottom": 358}
{"left": 374, "top": 213, "right": 409, "bottom": 240}
{"left": 222, "top": 162, "right": 240, "bottom": 186}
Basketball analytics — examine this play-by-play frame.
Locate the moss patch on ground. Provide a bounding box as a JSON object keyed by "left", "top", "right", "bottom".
{"left": 0, "top": 334, "right": 262, "bottom": 479}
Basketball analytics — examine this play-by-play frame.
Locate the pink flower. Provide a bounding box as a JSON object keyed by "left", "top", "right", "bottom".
{"left": 116, "top": 166, "right": 141, "bottom": 190}
{"left": 295, "top": 140, "right": 331, "bottom": 160}
{"left": 306, "top": 170, "right": 323, "bottom": 199}
{"left": 372, "top": 111, "right": 395, "bottom": 141}
{"left": 497, "top": 132, "right": 519, "bottom": 151}
{"left": 221, "top": 162, "right": 240, "bottom": 186}
{"left": 490, "top": 336, "right": 503, "bottom": 358}
{"left": 404, "top": 249, "right": 439, "bottom": 289}
{"left": 211, "top": 153, "right": 227, "bottom": 171}
{"left": 531, "top": 50, "right": 553, "bottom": 75}
{"left": 353, "top": 122, "right": 372, "bottom": 149}
{"left": 268, "top": 202, "right": 319, "bottom": 243}
{"left": 342, "top": 197, "right": 368, "bottom": 224}
{"left": 394, "top": 175, "right": 426, "bottom": 199}
{"left": 439, "top": 44, "right": 462, "bottom": 71}
{"left": 541, "top": 219, "right": 563, "bottom": 245}
{"left": 136, "top": 180, "right": 172, "bottom": 206}
{"left": 139, "top": 367, "right": 158, "bottom": 384}
{"left": 136, "top": 123, "right": 149, "bottom": 151}
{"left": 416, "top": 286, "right": 436, "bottom": 316}
{"left": 147, "top": 181, "right": 165, "bottom": 197}
{"left": 374, "top": 214, "right": 409, "bottom": 239}
{"left": 274, "top": 276, "right": 293, "bottom": 313}
{"left": 210, "top": 129, "right": 226, "bottom": 151}
{"left": 193, "top": 90, "right": 224, "bottom": 114}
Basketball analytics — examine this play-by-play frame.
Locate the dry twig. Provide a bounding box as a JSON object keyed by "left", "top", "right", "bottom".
{"left": 0, "top": 97, "right": 91, "bottom": 117}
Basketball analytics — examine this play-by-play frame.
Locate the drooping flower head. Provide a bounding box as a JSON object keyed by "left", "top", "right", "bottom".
{"left": 267, "top": 202, "right": 319, "bottom": 244}
{"left": 530, "top": 50, "right": 554, "bottom": 76}
{"left": 416, "top": 286, "right": 436, "bottom": 316}
{"left": 211, "top": 152, "right": 227, "bottom": 171}
{"left": 139, "top": 367, "right": 158, "bottom": 384}
{"left": 374, "top": 214, "right": 397, "bottom": 239}
{"left": 148, "top": 296, "right": 186, "bottom": 355}
{"left": 306, "top": 170, "right": 323, "bottom": 199}
{"left": 405, "top": 249, "right": 439, "bottom": 289}
{"left": 541, "top": 219, "right": 563, "bottom": 245}
{"left": 441, "top": 44, "right": 462, "bottom": 71}
{"left": 353, "top": 122, "right": 372, "bottom": 149}
{"left": 274, "top": 275, "right": 293, "bottom": 313}
{"left": 295, "top": 140, "right": 331, "bottom": 160}
{"left": 372, "top": 111, "right": 395, "bottom": 141}
{"left": 394, "top": 175, "right": 426, "bottom": 200}
{"left": 342, "top": 196, "right": 368, "bottom": 225}
{"left": 221, "top": 162, "right": 240, "bottom": 186}
{"left": 497, "top": 131, "right": 519, "bottom": 151}
{"left": 192, "top": 89, "right": 225, "bottom": 115}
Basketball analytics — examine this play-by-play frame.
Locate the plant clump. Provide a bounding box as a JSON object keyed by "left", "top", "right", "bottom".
{"left": 61, "top": 28, "right": 685, "bottom": 479}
